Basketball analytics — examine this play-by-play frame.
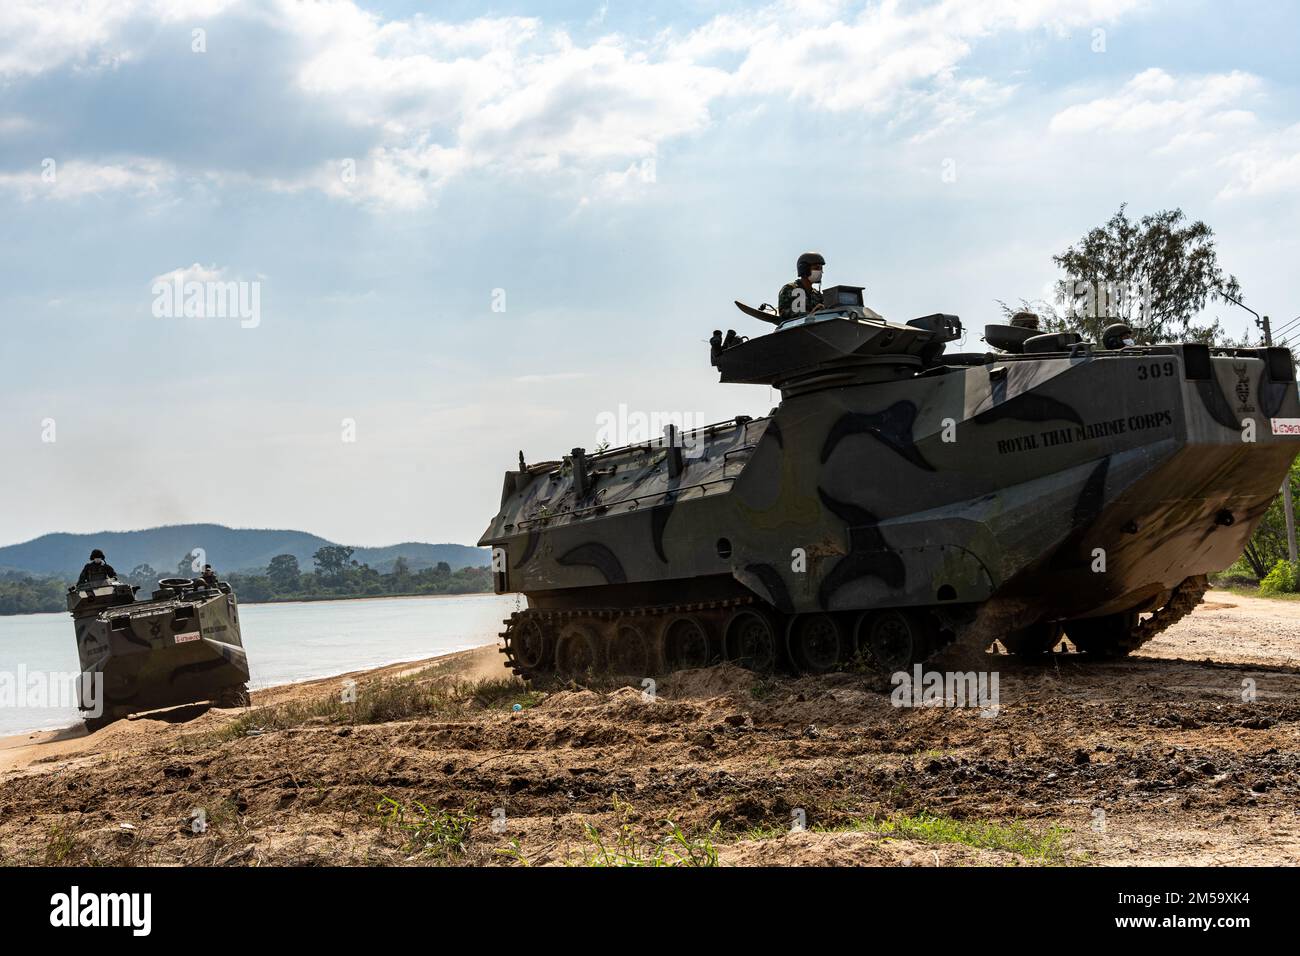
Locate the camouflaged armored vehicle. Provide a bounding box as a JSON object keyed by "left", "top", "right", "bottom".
{"left": 67, "top": 576, "right": 251, "bottom": 730}
{"left": 480, "top": 284, "right": 1300, "bottom": 678}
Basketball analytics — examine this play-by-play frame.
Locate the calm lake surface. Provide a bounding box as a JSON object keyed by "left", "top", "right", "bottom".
{"left": 0, "top": 592, "right": 517, "bottom": 737}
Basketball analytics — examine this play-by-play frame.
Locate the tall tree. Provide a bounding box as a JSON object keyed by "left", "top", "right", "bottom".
{"left": 312, "top": 545, "right": 355, "bottom": 583}
{"left": 267, "top": 554, "right": 301, "bottom": 592}
{"left": 391, "top": 556, "right": 411, "bottom": 588}
{"left": 1004, "top": 205, "right": 1242, "bottom": 345}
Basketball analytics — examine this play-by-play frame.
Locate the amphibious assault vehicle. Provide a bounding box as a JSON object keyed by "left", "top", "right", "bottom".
{"left": 479, "top": 285, "right": 1300, "bottom": 678}
{"left": 67, "top": 577, "right": 251, "bottom": 730}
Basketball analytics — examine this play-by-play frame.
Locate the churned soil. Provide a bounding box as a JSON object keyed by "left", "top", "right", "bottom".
{"left": 1, "top": 590, "right": 1297, "bottom": 866}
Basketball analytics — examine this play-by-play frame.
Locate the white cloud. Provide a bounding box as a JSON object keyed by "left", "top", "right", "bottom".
{"left": 457, "top": 41, "right": 723, "bottom": 171}
{"left": 1045, "top": 67, "right": 1300, "bottom": 199}
{"left": 669, "top": 0, "right": 1144, "bottom": 114}
{"left": 0, "top": 0, "right": 1153, "bottom": 207}
{"left": 294, "top": 14, "right": 543, "bottom": 135}
{"left": 0, "top": 0, "right": 237, "bottom": 77}
{"left": 150, "top": 262, "right": 226, "bottom": 287}
{"left": 1049, "top": 68, "right": 1262, "bottom": 138}
{"left": 0, "top": 157, "right": 171, "bottom": 199}
{"left": 284, "top": 142, "right": 471, "bottom": 210}
{"left": 1218, "top": 123, "right": 1300, "bottom": 200}
{"left": 580, "top": 157, "right": 658, "bottom": 205}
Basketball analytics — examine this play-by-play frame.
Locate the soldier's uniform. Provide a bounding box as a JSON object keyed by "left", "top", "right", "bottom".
{"left": 778, "top": 281, "right": 822, "bottom": 319}
{"left": 77, "top": 561, "right": 117, "bottom": 585}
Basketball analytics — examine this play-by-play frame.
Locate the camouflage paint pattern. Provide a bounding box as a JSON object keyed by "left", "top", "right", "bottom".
{"left": 480, "top": 310, "right": 1300, "bottom": 645}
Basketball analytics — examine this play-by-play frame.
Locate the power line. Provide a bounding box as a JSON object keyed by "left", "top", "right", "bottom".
{"left": 1272, "top": 315, "right": 1300, "bottom": 341}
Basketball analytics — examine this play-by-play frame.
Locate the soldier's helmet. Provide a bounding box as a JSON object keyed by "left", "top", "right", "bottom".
{"left": 1103, "top": 323, "right": 1136, "bottom": 350}
{"left": 796, "top": 252, "right": 825, "bottom": 279}
{"left": 1009, "top": 311, "right": 1040, "bottom": 330}
{"left": 90, "top": 549, "right": 105, "bottom": 560}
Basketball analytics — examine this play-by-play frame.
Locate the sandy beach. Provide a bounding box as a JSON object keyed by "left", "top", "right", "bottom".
{"left": 0, "top": 646, "right": 509, "bottom": 776}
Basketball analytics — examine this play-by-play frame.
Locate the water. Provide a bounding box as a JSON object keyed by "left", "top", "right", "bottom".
{"left": 0, "top": 592, "right": 517, "bottom": 737}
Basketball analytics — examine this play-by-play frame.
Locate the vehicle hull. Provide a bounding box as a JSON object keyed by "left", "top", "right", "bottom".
{"left": 481, "top": 344, "right": 1300, "bottom": 672}
{"left": 69, "top": 583, "right": 250, "bottom": 721}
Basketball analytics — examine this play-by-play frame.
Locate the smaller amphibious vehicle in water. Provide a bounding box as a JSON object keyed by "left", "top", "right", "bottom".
{"left": 480, "top": 282, "right": 1300, "bottom": 679}
{"left": 67, "top": 576, "right": 251, "bottom": 730}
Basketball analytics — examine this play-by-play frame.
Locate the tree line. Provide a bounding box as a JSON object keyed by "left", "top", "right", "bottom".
{"left": 221, "top": 547, "right": 492, "bottom": 603}
{"left": 0, "top": 546, "right": 492, "bottom": 615}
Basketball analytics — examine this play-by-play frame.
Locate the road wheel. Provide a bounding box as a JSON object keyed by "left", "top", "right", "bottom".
{"left": 787, "top": 613, "right": 844, "bottom": 674}
{"left": 722, "top": 609, "right": 778, "bottom": 673}
{"left": 554, "top": 623, "right": 604, "bottom": 675}
{"left": 1001, "top": 623, "right": 1063, "bottom": 659}
{"left": 509, "top": 615, "right": 552, "bottom": 672}
{"left": 858, "top": 609, "right": 929, "bottom": 672}
{"left": 608, "top": 621, "right": 660, "bottom": 677}
{"left": 661, "top": 615, "right": 712, "bottom": 671}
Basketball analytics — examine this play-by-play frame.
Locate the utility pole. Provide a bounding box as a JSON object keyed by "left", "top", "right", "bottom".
{"left": 1265, "top": 316, "right": 1299, "bottom": 565}
{"left": 1226, "top": 295, "right": 1298, "bottom": 564}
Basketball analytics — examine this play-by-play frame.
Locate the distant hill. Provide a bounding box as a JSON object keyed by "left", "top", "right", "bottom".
{"left": 0, "top": 524, "right": 489, "bottom": 580}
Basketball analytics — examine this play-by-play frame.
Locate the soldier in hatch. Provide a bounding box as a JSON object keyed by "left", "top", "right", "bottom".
{"left": 1103, "top": 323, "right": 1137, "bottom": 350}
{"left": 201, "top": 564, "right": 219, "bottom": 587}
{"left": 76, "top": 549, "right": 117, "bottom": 585}
{"left": 778, "top": 252, "right": 825, "bottom": 319}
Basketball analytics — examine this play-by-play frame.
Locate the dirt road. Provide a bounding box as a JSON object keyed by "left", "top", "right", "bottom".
{"left": 1, "top": 590, "right": 1297, "bottom": 866}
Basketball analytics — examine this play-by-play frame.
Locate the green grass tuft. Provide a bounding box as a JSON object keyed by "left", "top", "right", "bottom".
{"left": 576, "top": 796, "right": 719, "bottom": 867}
{"left": 374, "top": 796, "right": 476, "bottom": 860}
{"left": 821, "top": 811, "right": 1069, "bottom": 862}
{"left": 208, "top": 670, "right": 536, "bottom": 742}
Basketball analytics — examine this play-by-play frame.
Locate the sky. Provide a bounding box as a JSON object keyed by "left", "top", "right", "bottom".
{"left": 2, "top": 0, "right": 1299, "bottom": 550}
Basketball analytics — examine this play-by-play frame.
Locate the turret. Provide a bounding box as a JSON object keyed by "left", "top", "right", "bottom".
{"left": 720, "top": 283, "right": 962, "bottom": 392}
